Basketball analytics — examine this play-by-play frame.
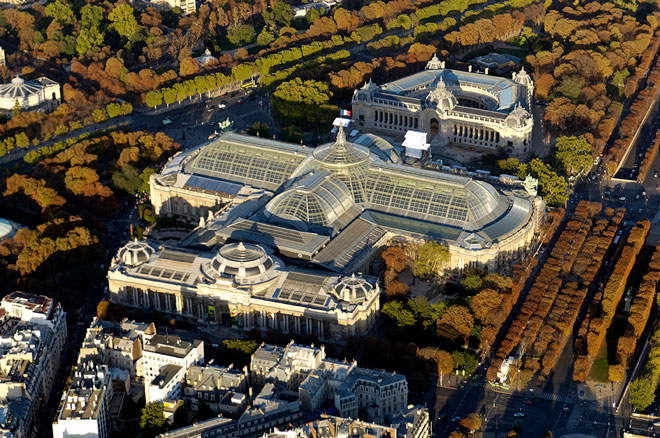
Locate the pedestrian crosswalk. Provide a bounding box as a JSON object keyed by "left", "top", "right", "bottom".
{"left": 540, "top": 392, "right": 570, "bottom": 402}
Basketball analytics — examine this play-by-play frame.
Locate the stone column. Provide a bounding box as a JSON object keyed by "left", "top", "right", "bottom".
{"left": 176, "top": 295, "right": 183, "bottom": 313}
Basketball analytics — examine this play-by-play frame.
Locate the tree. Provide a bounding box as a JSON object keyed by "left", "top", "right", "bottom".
{"left": 272, "top": 2, "right": 294, "bottom": 27}
{"left": 518, "top": 158, "right": 569, "bottom": 206}
{"left": 608, "top": 364, "right": 625, "bottom": 382}
{"left": 97, "top": 300, "right": 110, "bottom": 319}
{"left": 382, "top": 301, "right": 416, "bottom": 327}
{"left": 226, "top": 24, "right": 256, "bottom": 47}
{"left": 629, "top": 373, "right": 656, "bottom": 411}
{"left": 438, "top": 305, "right": 474, "bottom": 340}
{"left": 80, "top": 4, "right": 104, "bottom": 28}
{"left": 555, "top": 76, "right": 584, "bottom": 102}
{"left": 460, "top": 274, "right": 482, "bottom": 294}
{"left": 109, "top": 4, "right": 139, "bottom": 43}
{"left": 257, "top": 28, "right": 276, "bottom": 47}
{"left": 385, "top": 280, "right": 410, "bottom": 298}
{"left": 45, "top": 0, "right": 75, "bottom": 25}
{"left": 459, "top": 413, "right": 482, "bottom": 432}
{"left": 146, "top": 90, "right": 163, "bottom": 108}
{"left": 413, "top": 241, "right": 450, "bottom": 279}
{"left": 113, "top": 165, "right": 142, "bottom": 194}
{"left": 64, "top": 166, "right": 100, "bottom": 196}
{"left": 419, "top": 347, "right": 454, "bottom": 375}
{"left": 15, "top": 132, "right": 29, "bottom": 149}
{"left": 452, "top": 350, "right": 479, "bottom": 374}
{"left": 449, "top": 432, "right": 467, "bottom": 438}
{"left": 554, "top": 135, "right": 592, "bottom": 177}
{"left": 12, "top": 100, "right": 22, "bottom": 117}
{"left": 247, "top": 122, "right": 270, "bottom": 137}
{"left": 382, "top": 246, "right": 408, "bottom": 273}
{"left": 76, "top": 27, "right": 104, "bottom": 56}
{"left": 140, "top": 402, "right": 165, "bottom": 437}
{"left": 179, "top": 58, "right": 200, "bottom": 77}
{"left": 471, "top": 289, "right": 502, "bottom": 323}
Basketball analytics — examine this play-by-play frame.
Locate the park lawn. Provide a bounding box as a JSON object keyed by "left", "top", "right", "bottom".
{"left": 589, "top": 342, "right": 610, "bottom": 383}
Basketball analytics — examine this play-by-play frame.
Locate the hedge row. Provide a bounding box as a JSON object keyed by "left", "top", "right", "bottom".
{"left": 573, "top": 219, "right": 650, "bottom": 382}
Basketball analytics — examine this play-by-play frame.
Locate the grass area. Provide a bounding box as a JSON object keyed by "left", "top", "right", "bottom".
{"left": 589, "top": 341, "right": 610, "bottom": 383}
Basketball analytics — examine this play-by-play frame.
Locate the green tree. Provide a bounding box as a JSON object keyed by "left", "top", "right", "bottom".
{"left": 45, "top": 0, "right": 75, "bottom": 25}
{"left": 272, "top": 78, "right": 337, "bottom": 125}
{"left": 162, "top": 88, "right": 176, "bottom": 106}
{"left": 80, "top": 4, "right": 104, "bottom": 28}
{"left": 518, "top": 158, "right": 568, "bottom": 206}
{"left": 106, "top": 103, "right": 123, "bottom": 119}
{"left": 629, "top": 373, "right": 656, "bottom": 411}
{"left": 223, "top": 339, "right": 259, "bottom": 355}
{"left": 15, "top": 132, "right": 29, "bottom": 149}
{"left": 247, "top": 122, "right": 271, "bottom": 137}
{"left": 413, "top": 241, "right": 450, "bottom": 279}
{"left": 76, "top": 27, "right": 105, "bottom": 56}
{"left": 306, "top": 8, "right": 321, "bottom": 25}
{"left": 272, "top": 2, "right": 294, "bottom": 26}
{"left": 146, "top": 90, "right": 163, "bottom": 108}
{"left": 382, "top": 301, "right": 417, "bottom": 327}
{"left": 226, "top": 24, "right": 257, "bottom": 47}
{"left": 555, "top": 77, "right": 584, "bottom": 103}
{"left": 12, "top": 100, "right": 22, "bottom": 117}
{"left": 452, "top": 350, "right": 479, "bottom": 374}
{"left": 92, "top": 108, "right": 108, "bottom": 123}
{"left": 108, "top": 4, "right": 139, "bottom": 43}
{"left": 140, "top": 402, "right": 165, "bottom": 437}
{"left": 554, "top": 135, "right": 592, "bottom": 177}
{"left": 460, "top": 274, "right": 482, "bottom": 294}
{"left": 257, "top": 28, "right": 276, "bottom": 47}
{"left": 112, "top": 165, "right": 142, "bottom": 194}
{"left": 139, "top": 167, "right": 157, "bottom": 193}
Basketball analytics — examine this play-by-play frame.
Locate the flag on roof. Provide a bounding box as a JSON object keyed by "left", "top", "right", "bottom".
{"left": 340, "top": 109, "right": 351, "bottom": 116}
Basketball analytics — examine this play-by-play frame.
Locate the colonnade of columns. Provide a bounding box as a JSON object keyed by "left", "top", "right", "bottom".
{"left": 452, "top": 123, "right": 500, "bottom": 145}
{"left": 120, "top": 287, "right": 380, "bottom": 342}
{"left": 374, "top": 109, "right": 419, "bottom": 130}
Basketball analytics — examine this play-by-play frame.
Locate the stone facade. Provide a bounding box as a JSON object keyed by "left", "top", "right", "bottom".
{"left": 351, "top": 56, "right": 534, "bottom": 157}
{"left": 108, "top": 241, "right": 381, "bottom": 343}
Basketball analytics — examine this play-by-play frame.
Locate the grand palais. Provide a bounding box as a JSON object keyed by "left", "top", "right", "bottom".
{"left": 108, "top": 100, "right": 543, "bottom": 340}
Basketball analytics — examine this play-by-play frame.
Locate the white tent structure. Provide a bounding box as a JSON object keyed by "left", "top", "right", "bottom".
{"left": 402, "top": 130, "right": 429, "bottom": 159}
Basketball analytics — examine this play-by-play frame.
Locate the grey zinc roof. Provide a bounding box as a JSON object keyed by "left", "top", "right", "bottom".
{"left": 313, "top": 216, "right": 385, "bottom": 272}
{"left": 379, "top": 68, "right": 524, "bottom": 109}
{"left": 152, "top": 363, "right": 181, "bottom": 387}
{"left": 212, "top": 218, "right": 330, "bottom": 260}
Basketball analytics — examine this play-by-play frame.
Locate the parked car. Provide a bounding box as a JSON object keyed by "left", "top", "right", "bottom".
{"left": 513, "top": 412, "right": 525, "bottom": 418}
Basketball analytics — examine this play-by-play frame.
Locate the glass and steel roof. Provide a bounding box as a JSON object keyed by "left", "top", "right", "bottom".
{"left": 186, "top": 133, "right": 310, "bottom": 191}
{"left": 364, "top": 167, "right": 507, "bottom": 230}
{"left": 312, "top": 127, "right": 370, "bottom": 167}
{"left": 265, "top": 171, "right": 355, "bottom": 231}
{"left": 290, "top": 127, "right": 371, "bottom": 203}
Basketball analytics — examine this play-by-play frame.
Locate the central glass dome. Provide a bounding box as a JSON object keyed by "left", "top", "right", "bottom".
{"left": 290, "top": 127, "right": 371, "bottom": 203}
{"left": 312, "top": 126, "right": 371, "bottom": 166}
{"left": 265, "top": 171, "right": 355, "bottom": 232}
